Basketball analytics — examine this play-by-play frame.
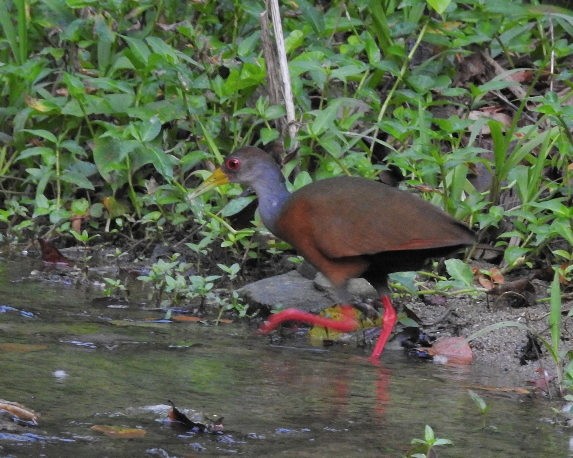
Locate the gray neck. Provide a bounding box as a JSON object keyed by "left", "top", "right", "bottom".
{"left": 249, "top": 168, "right": 291, "bottom": 234}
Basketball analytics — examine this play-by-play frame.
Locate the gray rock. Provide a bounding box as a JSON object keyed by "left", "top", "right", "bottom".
{"left": 238, "top": 270, "right": 377, "bottom": 313}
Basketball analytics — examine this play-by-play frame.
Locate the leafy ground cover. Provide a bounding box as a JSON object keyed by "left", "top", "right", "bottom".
{"left": 0, "top": 0, "right": 572, "bottom": 393}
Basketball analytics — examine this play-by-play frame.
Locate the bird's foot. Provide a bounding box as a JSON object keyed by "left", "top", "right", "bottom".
{"left": 259, "top": 305, "right": 359, "bottom": 334}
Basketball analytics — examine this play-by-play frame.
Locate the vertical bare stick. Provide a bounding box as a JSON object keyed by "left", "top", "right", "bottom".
{"left": 267, "top": 0, "right": 298, "bottom": 148}
{"left": 260, "top": 10, "right": 284, "bottom": 129}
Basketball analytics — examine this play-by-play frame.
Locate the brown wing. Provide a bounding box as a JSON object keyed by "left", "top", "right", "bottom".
{"left": 275, "top": 177, "right": 474, "bottom": 260}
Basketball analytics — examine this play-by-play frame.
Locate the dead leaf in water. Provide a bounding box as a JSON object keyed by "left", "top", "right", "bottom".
{"left": 37, "top": 238, "right": 72, "bottom": 265}
{"left": 167, "top": 400, "right": 224, "bottom": 433}
{"left": 309, "top": 305, "right": 367, "bottom": 342}
{"left": 427, "top": 337, "right": 473, "bottom": 365}
{"left": 167, "top": 400, "right": 197, "bottom": 429}
{"left": 90, "top": 424, "right": 147, "bottom": 438}
{"left": 461, "top": 384, "right": 532, "bottom": 395}
{"left": 0, "top": 400, "right": 39, "bottom": 425}
{"left": 216, "top": 318, "right": 234, "bottom": 325}
{"left": 171, "top": 315, "right": 202, "bottom": 323}
{"left": 0, "top": 343, "right": 48, "bottom": 353}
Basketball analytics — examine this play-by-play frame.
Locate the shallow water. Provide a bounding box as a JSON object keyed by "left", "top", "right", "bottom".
{"left": 0, "top": 255, "right": 569, "bottom": 457}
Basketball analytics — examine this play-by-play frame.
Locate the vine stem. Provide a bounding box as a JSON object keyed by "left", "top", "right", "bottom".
{"left": 370, "top": 21, "right": 429, "bottom": 156}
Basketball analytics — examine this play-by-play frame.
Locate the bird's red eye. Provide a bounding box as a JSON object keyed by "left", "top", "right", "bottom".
{"left": 226, "top": 158, "right": 240, "bottom": 171}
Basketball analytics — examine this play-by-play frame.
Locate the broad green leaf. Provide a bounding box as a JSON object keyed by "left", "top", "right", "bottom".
{"left": 260, "top": 127, "right": 279, "bottom": 144}
{"left": 146, "top": 36, "right": 179, "bottom": 63}
{"left": 17, "top": 146, "right": 54, "bottom": 160}
{"left": 21, "top": 129, "right": 57, "bottom": 144}
{"left": 220, "top": 196, "right": 256, "bottom": 217}
{"left": 309, "top": 103, "right": 339, "bottom": 136}
{"left": 238, "top": 32, "right": 260, "bottom": 57}
{"left": 136, "top": 146, "right": 177, "bottom": 179}
{"left": 61, "top": 170, "right": 95, "bottom": 190}
{"left": 285, "top": 30, "right": 304, "bottom": 54}
{"left": 94, "top": 14, "right": 114, "bottom": 71}
{"left": 444, "top": 259, "right": 473, "bottom": 287}
{"left": 427, "top": 0, "right": 452, "bottom": 15}
{"left": 122, "top": 35, "right": 150, "bottom": 66}
{"left": 63, "top": 72, "right": 86, "bottom": 98}
{"left": 424, "top": 425, "right": 435, "bottom": 442}
{"left": 92, "top": 137, "right": 136, "bottom": 182}
{"left": 140, "top": 116, "right": 162, "bottom": 143}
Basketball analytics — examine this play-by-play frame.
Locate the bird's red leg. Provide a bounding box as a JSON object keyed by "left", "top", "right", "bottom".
{"left": 259, "top": 305, "right": 359, "bottom": 334}
{"left": 369, "top": 295, "right": 397, "bottom": 360}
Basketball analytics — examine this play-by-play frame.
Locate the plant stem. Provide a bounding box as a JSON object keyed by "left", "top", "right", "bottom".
{"left": 370, "top": 20, "right": 429, "bottom": 156}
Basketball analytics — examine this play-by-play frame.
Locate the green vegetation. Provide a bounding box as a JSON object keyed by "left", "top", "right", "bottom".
{"left": 409, "top": 424, "right": 453, "bottom": 457}
{"left": 0, "top": 0, "right": 571, "bottom": 388}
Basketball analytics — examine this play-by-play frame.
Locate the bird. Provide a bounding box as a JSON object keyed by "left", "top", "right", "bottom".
{"left": 190, "top": 146, "right": 475, "bottom": 359}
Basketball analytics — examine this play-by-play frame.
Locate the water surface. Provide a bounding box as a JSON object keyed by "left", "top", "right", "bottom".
{"left": 0, "top": 255, "right": 568, "bottom": 456}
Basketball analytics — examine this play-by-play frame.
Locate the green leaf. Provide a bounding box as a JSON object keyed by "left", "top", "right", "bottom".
{"left": 424, "top": 424, "right": 435, "bottom": 442}
{"left": 220, "top": 196, "right": 256, "bottom": 217}
{"left": 122, "top": 35, "right": 150, "bottom": 66}
{"left": 94, "top": 14, "right": 115, "bottom": 71}
{"left": 71, "top": 198, "right": 90, "bottom": 215}
{"left": 140, "top": 116, "right": 162, "bottom": 142}
{"left": 309, "top": 103, "right": 339, "bottom": 136}
{"left": 444, "top": 259, "right": 473, "bottom": 287}
{"left": 285, "top": 29, "right": 304, "bottom": 54}
{"left": 93, "top": 136, "right": 137, "bottom": 183}
{"left": 17, "top": 146, "right": 54, "bottom": 161}
{"left": 549, "top": 270, "right": 562, "bottom": 354}
{"left": 63, "top": 72, "right": 86, "bottom": 98}
{"left": 298, "top": 0, "right": 324, "bottom": 34}
{"left": 146, "top": 36, "right": 179, "bottom": 63}
{"left": 260, "top": 127, "right": 279, "bottom": 144}
{"left": 434, "top": 438, "right": 454, "bottom": 446}
{"left": 237, "top": 31, "right": 260, "bottom": 57}
{"left": 61, "top": 170, "right": 95, "bottom": 190}
{"left": 427, "top": 0, "right": 452, "bottom": 15}
{"left": 21, "top": 129, "right": 57, "bottom": 144}
{"left": 468, "top": 389, "right": 488, "bottom": 413}
{"left": 137, "top": 146, "right": 177, "bottom": 179}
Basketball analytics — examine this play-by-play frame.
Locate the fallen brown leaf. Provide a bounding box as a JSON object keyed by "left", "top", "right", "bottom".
{"left": 0, "top": 343, "right": 48, "bottom": 353}
{"left": 0, "top": 400, "right": 39, "bottom": 425}
{"left": 427, "top": 337, "right": 473, "bottom": 365}
{"left": 461, "top": 384, "right": 532, "bottom": 395}
{"left": 38, "top": 238, "right": 72, "bottom": 265}
{"left": 216, "top": 318, "right": 234, "bottom": 324}
{"left": 171, "top": 315, "right": 202, "bottom": 322}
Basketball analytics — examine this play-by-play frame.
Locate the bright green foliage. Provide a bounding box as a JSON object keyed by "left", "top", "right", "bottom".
{"left": 410, "top": 424, "right": 453, "bottom": 457}
{"left": 136, "top": 253, "right": 245, "bottom": 314}
{"left": 0, "top": 0, "right": 569, "bottom": 270}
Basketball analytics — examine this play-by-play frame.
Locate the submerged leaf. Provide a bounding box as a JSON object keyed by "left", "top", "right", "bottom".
{"left": 308, "top": 305, "right": 368, "bottom": 342}
{"left": 90, "top": 425, "right": 147, "bottom": 438}
{"left": 0, "top": 343, "right": 48, "bottom": 353}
